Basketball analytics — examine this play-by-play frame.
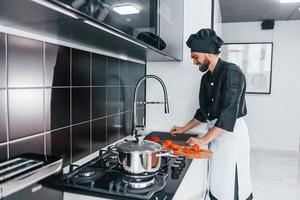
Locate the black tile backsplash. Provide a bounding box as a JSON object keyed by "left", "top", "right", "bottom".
{"left": 8, "top": 89, "right": 44, "bottom": 140}
{"left": 0, "top": 33, "right": 6, "bottom": 88}
{"left": 107, "top": 57, "right": 120, "bottom": 86}
{"left": 107, "top": 115, "right": 120, "bottom": 145}
{"left": 0, "top": 31, "right": 145, "bottom": 165}
{"left": 72, "top": 49, "right": 90, "bottom": 86}
{"left": 92, "top": 54, "right": 106, "bottom": 86}
{"left": 8, "top": 35, "right": 44, "bottom": 88}
{"left": 107, "top": 87, "right": 120, "bottom": 115}
{"left": 72, "top": 88, "right": 90, "bottom": 124}
{"left": 9, "top": 135, "right": 44, "bottom": 158}
{"left": 0, "top": 144, "right": 7, "bottom": 162}
{"left": 72, "top": 122, "right": 90, "bottom": 162}
{"left": 45, "top": 43, "right": 70, "bottom": 87}
{"left": 92, "top": 87, "right": 106, "bottom": 119}
{"left": 0, "top": 90, "right": 7, "bottom": 143}
{"left": 46, "top": 128, "right": 71, "bottom": 166}
{"left": 91, "top": 118, "right": 106, "bottom": 153}
{"left": 45, "top": 88, "right": 70, "bottom": 131}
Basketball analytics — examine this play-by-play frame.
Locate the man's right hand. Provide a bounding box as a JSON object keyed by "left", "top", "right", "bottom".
{"left": 170, "top": 126, "right": 185, "bottom": 136}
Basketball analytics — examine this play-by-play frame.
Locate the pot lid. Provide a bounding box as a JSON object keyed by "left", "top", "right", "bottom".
{"left": 116, "top": 138, "right": 162, "bottom": 153}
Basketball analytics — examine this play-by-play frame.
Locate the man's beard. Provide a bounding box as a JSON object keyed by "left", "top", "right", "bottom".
{"left": 198, "top": 60, "right": 210, "bottom": 72}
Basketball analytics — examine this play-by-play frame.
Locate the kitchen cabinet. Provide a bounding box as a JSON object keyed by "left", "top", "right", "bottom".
{"left": 49, "top": 0, "right": 184, "bottom": 61}
{"left": 158, "top": 0, "right": 184, "bottom": 61}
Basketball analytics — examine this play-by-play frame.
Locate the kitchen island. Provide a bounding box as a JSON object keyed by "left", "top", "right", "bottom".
{"left": 60, "top": 131, "right": 209, "bottom": 200}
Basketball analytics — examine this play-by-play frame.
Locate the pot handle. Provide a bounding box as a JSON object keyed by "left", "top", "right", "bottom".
{"left": 156, "top": 151, "right": 178, "bottom": 158}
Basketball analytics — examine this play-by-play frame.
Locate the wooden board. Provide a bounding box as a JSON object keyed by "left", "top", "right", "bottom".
{"left": 173, "top": 147, "right": 213, "bottom": 159}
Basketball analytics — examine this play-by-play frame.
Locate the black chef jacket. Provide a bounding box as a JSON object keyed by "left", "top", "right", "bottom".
{"left": 194, "top": 58, "right": 247, "bottom": 132}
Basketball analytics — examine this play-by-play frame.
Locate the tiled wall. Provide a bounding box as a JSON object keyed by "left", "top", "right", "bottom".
{"left": 0, "top": 32, "right": 146, "bottom": 166}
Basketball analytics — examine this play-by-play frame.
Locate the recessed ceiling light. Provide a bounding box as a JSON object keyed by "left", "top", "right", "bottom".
{"left": 113, "top": 5, "right": 140, "bottom": 15}
{"left": 279, "top": 0, "right": 300, "bottom": 3}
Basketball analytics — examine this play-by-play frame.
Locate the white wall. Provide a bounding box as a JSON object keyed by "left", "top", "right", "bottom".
{"left": 222, "top": 21, "right": 300, "bottom": 152}
{"left": 213, "top": 0, "right": 222, "bottom": 37}
{"left": 146, "top": 0, "right": 216, "bottom": 133}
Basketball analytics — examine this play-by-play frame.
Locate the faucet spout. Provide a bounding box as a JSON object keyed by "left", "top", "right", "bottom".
{"left": 132, "top": 75, "right": 169, "bottom": 137}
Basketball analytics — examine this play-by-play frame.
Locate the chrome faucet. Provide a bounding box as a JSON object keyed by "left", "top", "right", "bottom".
{"left": 132, "top": 74, "right": 169, "bottom": 137}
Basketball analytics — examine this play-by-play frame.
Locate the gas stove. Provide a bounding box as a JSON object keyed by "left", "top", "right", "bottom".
{"left": 52, "top": 148, "right": 192, "bottom": 200}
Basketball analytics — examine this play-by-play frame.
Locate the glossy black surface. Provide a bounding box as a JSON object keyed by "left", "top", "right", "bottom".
{"left": 72, "top": 122, "right": 90, "bottom": 162}
{"left": 107, "top": 57, "right": 120, "bottom": 86}
{"left": 0, "top": 33, "right": 6, "bottom": 88}
{"left": 0, "top": 90, "right": 7, "bottom": 143}
{"left": 107, "top": 87, "right": 120, "bottom": 115}
{"left": 9, "top": 135, "right": 44, "bottom": 158}
{"left": 119, "top": 111, "right": 132, "bottom": 137}
{"left": 107, "top": 115, "right": 119, "bottom": 145}
{"left": 52, "top": 0, "right": 158, "bottom": 47}
{"left": 8, "top": 89, "right": 44, "bottom": 140}
{"left": 0, "top": 0, "right": 178, "bottom": 62}
{"left": 7, "top": 35, "right": 43, "bottom": 87}
{"left": 72, "top": 88, "right": 90, "bottom": 124}
{"left": 120, "top": 60, "right": 139, "bottom": 86}
{"left": 46, "top": 128, "right": 71, "bottom": 166}
{"left": 72, "top": 49, "right": 90, "bottom": 86}
{"left": 122, "top": 87, "right": 134, "bottom": 112}
{"left": 52, "top": 146, "right": 192, "bottom": 200}
{"left": 0, "top": 30, "right": 146, "bottom": 163}
{"left": 92, "top": 54, "right": 106, "bottom": 86}
{"left": 0, "top": 144, "right": 7, "bottom": 161}
{"left": 45, "top": 43, "right": 70, "bottom": 87}
{"left": 92, "top": 87, "right": 106, "bottom": 119}
{"left": 45, "top": 88, "right": 70, "bottom": 131}
{"left": 91, "top": 118, "right": 106, "bottom": 153}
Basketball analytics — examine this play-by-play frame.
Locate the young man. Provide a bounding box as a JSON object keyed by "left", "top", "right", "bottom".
{"left": 170, "top": 29, "right": 253, "bottom": 200}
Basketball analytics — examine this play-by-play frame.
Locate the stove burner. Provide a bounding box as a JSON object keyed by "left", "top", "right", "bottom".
{"left": 121, "top": 177, "right": 155, "bottom": 189}
{"left": 70, "top": 167, "right": 104, "bottom": 184}
{"left": 111, "top": 175, "right": 166, "bottom": 197}
{"left": 78, "top": 167, "right": 96, "bottom": 177}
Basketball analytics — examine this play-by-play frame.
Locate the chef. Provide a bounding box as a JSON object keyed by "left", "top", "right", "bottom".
{"left": 170, "top": 29, "right": 253, "bottom": 200}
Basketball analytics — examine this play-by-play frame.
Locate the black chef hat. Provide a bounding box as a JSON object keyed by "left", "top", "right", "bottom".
{"left": 186, "top": 29, "right": 224, "bottom": 54}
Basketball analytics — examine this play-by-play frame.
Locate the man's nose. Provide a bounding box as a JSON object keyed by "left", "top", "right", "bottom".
{"left": 193, "top": 59, "right": 197, "bottom": 65}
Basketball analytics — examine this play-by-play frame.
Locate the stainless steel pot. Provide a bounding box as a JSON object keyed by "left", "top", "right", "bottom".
{"left": 116, "top": 136, "right": 176, "bottom": 175}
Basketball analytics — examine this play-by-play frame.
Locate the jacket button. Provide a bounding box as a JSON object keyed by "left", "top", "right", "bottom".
{"left": 208, "top": 113, "right": 210, "bottom": 116}
{"left": 211, "top": 82, "right": 214, "bottom": 86}
{"left": 212, "top": 98, "right": 214, "bottom": 102}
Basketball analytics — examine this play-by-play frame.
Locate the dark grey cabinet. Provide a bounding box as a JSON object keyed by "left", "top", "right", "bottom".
{"left": 51, "top": 0, "right": 183, "bottom": 61}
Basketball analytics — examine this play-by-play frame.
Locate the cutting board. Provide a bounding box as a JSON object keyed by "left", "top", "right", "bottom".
{"left": 173, "top": 147, "right": 213, "bottom": 159}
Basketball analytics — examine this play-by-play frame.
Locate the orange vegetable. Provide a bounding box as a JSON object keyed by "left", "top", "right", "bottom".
{"left": 163, "top": 139, "right": 172, "bottom": 148}
{"left": 193, "top": 144, "right": 200, "bottom": 153}
{"left": 148, "top": 136, "right": 160, "bottom": 143}
{"left": 183, "top": 146, "right": 192, "bottom": 154}
{"left": 171, "top": 143, "right": 180, "bottom": 151}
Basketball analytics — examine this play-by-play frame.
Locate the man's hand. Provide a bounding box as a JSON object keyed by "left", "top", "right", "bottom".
{"left": 170, "top": 126, "right": 185, "bottom": 136}
{"left": 186, "top": 137, "right": 207, "bottom": 146}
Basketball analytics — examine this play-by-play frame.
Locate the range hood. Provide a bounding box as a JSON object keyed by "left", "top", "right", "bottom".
{"left": 0, "top": 0, "right": 176, "bottom": 62}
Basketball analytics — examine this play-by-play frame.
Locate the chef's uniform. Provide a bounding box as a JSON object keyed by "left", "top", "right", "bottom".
{"left": 194, "top": 58, "right": 253, "bottom": 200}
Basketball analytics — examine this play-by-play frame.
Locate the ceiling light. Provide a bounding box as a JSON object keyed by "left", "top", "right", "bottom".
{"left": 113, "top": 5, "right": 140, "bottom": 15}
{"left": 279, "top": 0, "right": 300, "bottom": 3}
{"left": 31, "top": 0, "right": 78, "bottom": 19}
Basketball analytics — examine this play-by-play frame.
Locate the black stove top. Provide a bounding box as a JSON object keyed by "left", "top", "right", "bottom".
{"left": 52, "top": 148, "right": 191, "bottom": 200}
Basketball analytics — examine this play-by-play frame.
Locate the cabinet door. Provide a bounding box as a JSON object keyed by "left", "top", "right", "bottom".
{"left": 53, "top": 0, "right": 159, "bottom": 40}
{"left": 158, "top": 0, "right": 184, "bottom": 60}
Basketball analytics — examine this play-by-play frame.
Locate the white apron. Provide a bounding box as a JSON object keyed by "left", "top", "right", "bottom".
{"left": 206, "top": 118, "right": 253, "bottom": 200}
